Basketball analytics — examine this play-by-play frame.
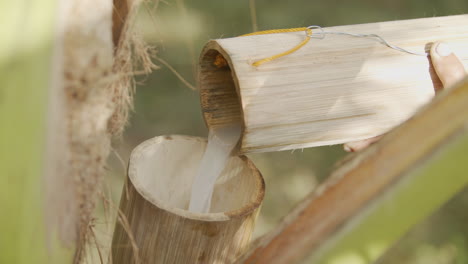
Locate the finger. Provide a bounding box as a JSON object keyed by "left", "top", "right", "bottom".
{"left": 343, "top": 135, "right": 383, "bottom": 152}
{"left": 430, "top": 42, "right": 467, "bottom": 88}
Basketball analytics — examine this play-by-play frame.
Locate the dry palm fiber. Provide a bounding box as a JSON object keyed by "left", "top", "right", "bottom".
{"left": 45, "top": 0, "right": 156, "bottom": 262}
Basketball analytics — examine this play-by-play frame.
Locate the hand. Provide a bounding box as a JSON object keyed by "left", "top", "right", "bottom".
{"left": 344, "top": 41, "right": 467, "bottom": 152}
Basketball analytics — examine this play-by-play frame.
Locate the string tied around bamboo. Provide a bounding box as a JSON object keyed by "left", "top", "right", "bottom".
{"left": 213, "top": 24, "right": 463, "bottom": 68}
{"left": 214, "top": 27, "right": 313, "bottom": 68}
{"left": 241, "top": 27, "right": 313, "bottom": 66}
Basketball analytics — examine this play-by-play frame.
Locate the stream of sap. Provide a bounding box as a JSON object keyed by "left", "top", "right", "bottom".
{"left": 188, "top": 125, "right": 241, "bottom": 213}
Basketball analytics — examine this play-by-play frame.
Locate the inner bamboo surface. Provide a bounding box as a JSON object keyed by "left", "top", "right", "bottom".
{"left": 199, "top": 47, "right": 243, "bottom": 130}
{"left": 128, "top": 135, "right": 264, "bottom": 218}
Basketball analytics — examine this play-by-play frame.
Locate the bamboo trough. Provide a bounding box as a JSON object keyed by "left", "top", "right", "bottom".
{"left": 111, "top": 135, "right": 265, "bottom": 264}
{"left": 199, "top": 15, "right": 468, "bottom": 153}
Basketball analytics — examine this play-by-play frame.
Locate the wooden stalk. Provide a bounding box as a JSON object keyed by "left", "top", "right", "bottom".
{"left": 111, "top": 135, "right": 265, "bottom": 263}
{"left": 199, "top": 15, "right": 468, "bottom": 153}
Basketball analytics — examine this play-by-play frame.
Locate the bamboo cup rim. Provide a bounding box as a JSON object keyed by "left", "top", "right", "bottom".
{"left": 127, "top": 135, "right": 265, "bottom": 222}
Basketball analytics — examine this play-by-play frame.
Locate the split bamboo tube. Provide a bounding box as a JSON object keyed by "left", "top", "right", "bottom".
{"left": 111, "top": 135, "right": 265, "bottom": 264}
{"left": 199, "top": 15, "right": 468, "bottom": 153}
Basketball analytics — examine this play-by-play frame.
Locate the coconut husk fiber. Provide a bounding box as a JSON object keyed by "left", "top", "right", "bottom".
{"left": 44, "top": 0, "right": 156, "bottom": 262}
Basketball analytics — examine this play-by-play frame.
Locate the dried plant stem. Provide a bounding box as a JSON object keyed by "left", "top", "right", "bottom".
{"left": 249, "top": 0, "right": 258, "bottom": 32}
{"left": 156, "top": 57, "right": 197, "bottom": 90}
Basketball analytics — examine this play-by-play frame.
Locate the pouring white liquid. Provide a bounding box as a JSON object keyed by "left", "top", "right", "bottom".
{"left": 188, "top": 125, "right": 241, "bottom": 213}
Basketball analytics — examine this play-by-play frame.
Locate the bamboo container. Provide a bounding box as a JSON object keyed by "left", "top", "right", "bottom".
{"left": 111, "top": 135, "right": 265, "bottom": 264}
{"left": 198, "top": 15, "right": 468, "bottom": 153}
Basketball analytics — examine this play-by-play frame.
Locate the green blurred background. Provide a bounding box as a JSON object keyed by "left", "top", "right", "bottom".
{"left": 103, "top": 1, "right": 468, "bottom": 263}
